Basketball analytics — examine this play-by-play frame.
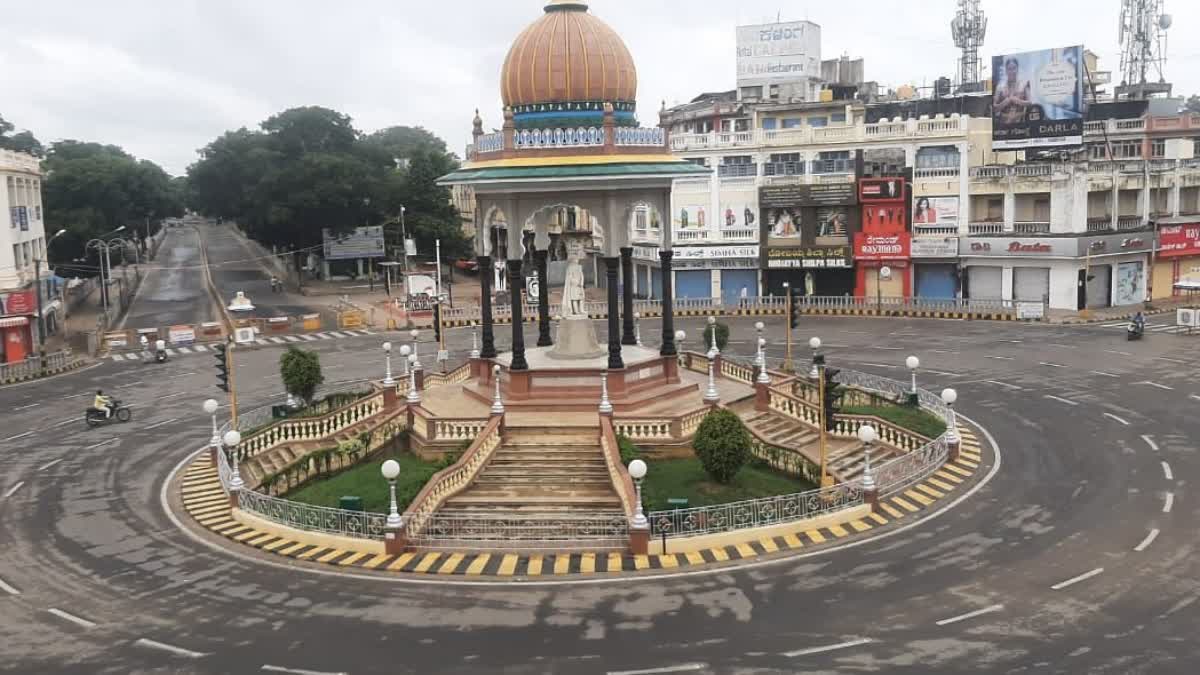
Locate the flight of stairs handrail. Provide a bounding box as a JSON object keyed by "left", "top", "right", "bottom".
{"left": 402, "top": 415, "right": 505, "bottom": 540}
{"left": 599, "top": 416, "right": 638, "bottom": 524}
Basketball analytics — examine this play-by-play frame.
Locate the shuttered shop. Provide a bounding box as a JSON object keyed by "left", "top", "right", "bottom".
{"left": 1013, "top": 267, "right": 1050, "bottom": 302}
{"left": 966, "top": 266, "right": 1003, "bottom": 300}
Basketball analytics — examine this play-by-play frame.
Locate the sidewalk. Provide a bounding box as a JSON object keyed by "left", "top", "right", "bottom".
{"left": 1046, "top": 296, "right": 1196, "bottom": 325}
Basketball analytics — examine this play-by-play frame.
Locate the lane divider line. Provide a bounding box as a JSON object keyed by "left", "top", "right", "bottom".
{"left": 1039, "top": 362, "right": 1066, "bottom": 368}
{"left": 934, "top": 604, "right": 1004, "bottom": 626}
{"left": 0, "top": 577, "right": 20, "bottom": 595}
{"left": 144, "top": 418, "right": 180, "bottom": 431}
{"left": 1051, "top": 567, "right": 1104, "bottom": 591}
{"left": 47, "top": 608, "right": 97, "bottom": 629}
{"left": 783, "top": 637, "right": 875, "bottom": 658}
{"left": 1102, "top": 413, "right": 1130, "bottom": 426}
{"left": 984, "top": 380, "right": 1023, "bottom": 391}
{"left": 37, "top": 458, "right": 63, "bottom": 471}
{"left": 85, "top": 439, "right": 119, "bottom": 451}
{"left": 606, "top": 664, "right": 709, "bottom": 675}
{"left": 1091, "top": 371, "right": 1119, "bottom": 378}
{"left": 133, "top": 638, "right": 209, "bottom": 659}
{"left": 1134, "top": 529, "right": 1160, "bottom": 552}
{"left": 1162, "top": 462, "right": 1174, "bottom": 481}
{"left": 1163, "top": 492, "right": 1174, "bottom": 514}
{"left": 1, "top": 431, "right": 33, "bottom": 443}
{"left": 1140, "top": 381, "right": 1174, "bottom": 391}
{"left": 1141, "top": 435, "right": 1159, "bottom": 452}
{"left": 3, "top": 482, "right": 24, "bottom": 498}
{"left": 261, "top": 665, "right": 349, "bottom": 675}
{"left": 1043, "top": 395, "right": 1078, "bottom": 406}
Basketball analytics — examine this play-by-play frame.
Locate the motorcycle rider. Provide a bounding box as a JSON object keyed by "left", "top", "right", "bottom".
{"left": 93, "top": 389, "right": 113, "bottom": 419}
{"left": 1133, "top": 311, "right": 1146, "bottom": 333}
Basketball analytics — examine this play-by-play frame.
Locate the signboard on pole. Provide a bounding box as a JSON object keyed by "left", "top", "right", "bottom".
{"left": 991, "top": 45, "right": 1085, "bottom": 150}
{"left": 736, "top": 21, "right": 821, "bottom": 87}
{"left": 322, "top": 226, "right": 386, "bottom": 261}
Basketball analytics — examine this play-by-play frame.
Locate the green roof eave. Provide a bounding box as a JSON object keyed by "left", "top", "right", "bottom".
{"left": 437, "top": 162, "right": 710, "bottom": 185}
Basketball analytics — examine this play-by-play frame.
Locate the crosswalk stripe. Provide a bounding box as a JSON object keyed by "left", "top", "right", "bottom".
{"left": 110, "top": 355, "right": 123, "bottom": 362}
{"left": 436, "top": 553, "right": 464, "bottom": 574}
{"left": 269, "top": 337, "right": 286, "bottom": 344}
{"left": 125, "top": 354, "right": 140, "bottom": 361}
{"left": 329, "top": 331, "right": 349, "bottom": 338}
{"left": 412, "top": 552, "right": 442, "bottom": 573}
{"left": 192, "top": 344, "right": 209, "bottom": 352}
{"left": 300, "top": 334, "right": 318, "bottom": 341}
{"left": 926, "top": 476, "right": 955, "bottom": 491}
{"left": 284, "top": 335, "right": 302, "bottom": 343}
{"left": 828, "top": 525, "right": 850, "bottom": 538}
{"left": 943, "top": 463, "right": 973, "bottom": 477}
{"left": 176, "top": 347, "right": 192, "bottom": 354}
{"left": 165, "top": 349, "right": 177, "bottom": 356}
{"left": 759, "top": 537, "right": 779, "bottom": 553}
{"left": 934, "top": 470, "right": 963, "bottom": 484}
{"left": 315, "top": 333, "right": 333, "bottom": 340}
{"left": 256, "top": 339, "right": 269, "bottom": 345}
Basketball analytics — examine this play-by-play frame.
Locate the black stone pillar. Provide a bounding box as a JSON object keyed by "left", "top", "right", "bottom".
{"left": 508, "top": 259, "right": 528, "bottom": 370}
{"left": 478, "top": 255, "right": 497, "bottom": 358}
{"left": 534, "top": 248, "right": 552, "bottom": 347}
{"left": 620, "top": 247, "right": 636, "bottom": 346}
{"left": 659, "top": 249, "right": 677, "bottom": 356}
{"left": 604, "top": 257, "right": 624, "bottom": 370}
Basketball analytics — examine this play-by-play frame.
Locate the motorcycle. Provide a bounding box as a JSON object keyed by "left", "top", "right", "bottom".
{"left": 155, "top": 349, "right": 168, "bottom": 363}
{"left": 1127, "top": 322, "right": 1144, "bottom": 341}
{"left": 85, "top": 400, "right": 132, "bottom": 427}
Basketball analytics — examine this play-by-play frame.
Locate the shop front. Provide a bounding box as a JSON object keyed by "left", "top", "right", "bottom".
{"left": 763, "top": 246, "right": 855, "bottom": 296}
{"left": 1078, "top": 233, "right": 1152, "bottom": 309}
{"left": 854, "top": 232, "right": 911, "bottom": 298}
{"left": 1152, "top": 222, "right": 1200, "bottom": 299}
{"left": 910, "top": 237, "right": 960, "bottom": 300}
{"left": 671, "top": 245, "right": 761, "bottom": 301}
{"left": 0, "top": 289, "right": 36, "bottom": 364}
{"left": 760, "top": 182, "right": 858, "bottom": 298}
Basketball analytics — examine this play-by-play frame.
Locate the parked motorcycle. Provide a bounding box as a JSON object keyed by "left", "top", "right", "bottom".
{"left": 85, "top": 400, "right": 132, "bottom": 427}
{"left": 1127, "top": 322, "right": 1144, "bottom": 341}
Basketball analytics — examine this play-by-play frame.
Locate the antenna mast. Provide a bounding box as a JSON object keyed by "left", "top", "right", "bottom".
{"left": 950, "top": 0, "right": 987, "bottom": 92}
{"left": 1117, "top": 0, "right": 1172, "bottom": 100}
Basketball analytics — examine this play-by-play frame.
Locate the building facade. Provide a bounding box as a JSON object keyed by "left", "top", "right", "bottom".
{"left": 0, "top": 149, "right": 49, "bottom": 363}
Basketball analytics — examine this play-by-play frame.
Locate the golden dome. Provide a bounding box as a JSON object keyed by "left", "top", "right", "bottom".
{"left": 500, "top": 1, "right": 638, "bottom": 109}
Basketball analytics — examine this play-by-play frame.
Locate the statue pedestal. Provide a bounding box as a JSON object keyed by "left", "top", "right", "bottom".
{"left": 548, "top": 316, "right": 605, "bottom": 360}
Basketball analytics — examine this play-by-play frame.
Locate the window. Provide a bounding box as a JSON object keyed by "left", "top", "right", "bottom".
{"left": 1088, "top": 143, "right": 1108, "bottom": 160}
{"left": 916, "top": 145, "right": 961, "bottom": 169}
{"left": 986, "top": 198, "right": 1003, "bottom": 221}
{"left": 811, "top": 151, "right": 851, "bottom": 174}
{"left": 734, "top": 118, "right": 751, "bottom": 132}
{"left": 1194, "top": 137, "right": 1200, "bottom": 158}
{"left": 12, "top": 244, "right": 19, "bottom": 268}
{"left": 808, "top": 116, "right": 828, "bottom": 128}
{"left": 782, "top": 118, "right": 803, "bottom": 129}
{"left": 761, "top": 118, "right": 777, "bottom": 130}
{"left": 718, "top": 155, "right": 757, "bottom": 177}
{"left": 1112, "top": 140, "right": 1141, "bottom": 159}
{"left": 766, "top": 153, "right": 804, "bottom": 176}
{"left": 740, "top": 86, "right": 763, "bottom": 100}
{"left": 831, "top": 112, "right": 847, "bottom": 123}
{"left": 1151, "top": 139, "right": 1166, "bottom": 158}
{"left": 635, "top": 208, "right": 648, "bottom": 232}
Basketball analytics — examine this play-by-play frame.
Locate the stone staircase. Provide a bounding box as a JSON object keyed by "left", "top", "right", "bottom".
{"left": 743, "top": 411, "right": 902, "bottom": 483}
{"left": 241, "top": 410, "right": 403, "bottom": 489}
{"left": 430, "top": 424, "right": 628, "bottom": 550}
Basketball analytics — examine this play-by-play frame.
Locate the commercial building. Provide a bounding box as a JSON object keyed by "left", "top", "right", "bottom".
{"left": 0, "top": 149, "right": 49, "bottom": 363}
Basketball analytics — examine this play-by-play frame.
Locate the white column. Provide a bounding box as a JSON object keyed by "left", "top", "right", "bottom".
{"left": 1171, "top": 165, "right": 1182, "bottom": 217}
{"left": 958, "top": 142, "right": 970, "bottom": 233}
{"left": 1001, "top": 266, "right": 1015, "bottom": 302}
{"left": 710, "top": 269, "right": 722, "bottom": 301}
{"left": 1003, "top": 189, "right": 1016, "bottom": 234}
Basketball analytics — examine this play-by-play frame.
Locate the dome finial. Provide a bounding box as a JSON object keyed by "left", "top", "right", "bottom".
{"left": 545, "top": 0, "right": 588, "bottom": 11}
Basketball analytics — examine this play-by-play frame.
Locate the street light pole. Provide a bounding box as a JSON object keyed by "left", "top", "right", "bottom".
{"left": 783, "top": 282, "right": 794, "bottom": 373}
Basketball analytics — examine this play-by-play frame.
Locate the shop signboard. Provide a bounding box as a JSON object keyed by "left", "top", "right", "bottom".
{"left": 736, "top": 21, "right": 821, "bottom": 86}
{"left": 961, "top": 237, "right": 1075, "bottom": 257}
{"left": 910, "top": 237, "right": 959, "bottom": 258}
{"left": 764, "top": 246, "right": 851, "bottom": 269}
{"left": 633, "top": 245, "right": 660, "bottom": 262}
{"left": 322, "top": 226, "right": 386, "bottom": 261}
{"left": 1016, "top": 302, "right": 1045, "bottom": 320}
{"left": 0, "top": 290, "right": 35, "bottom": 315}
{"left": 854, "top": 232, "right": 910, "bottom": 261}
{"left": 168, "top": 325, "right": 196, "bottom": 345}
{"left": 1158, "top": 224, "right": 1200, "bottom": 257}
{"left": 675, "top": 245, "right": 760, "bottom": 261}
{"left": 858, "top": 177, "right": 905, "bottom": 203}
{"left": 1077, "top": 233, "right": 1151, "bottom": 256}
{"left": 761, "top": 183, "right": 857, "bottom": 253}
{"left": 991, "top": 45, "right": 1085, "bottom": 150}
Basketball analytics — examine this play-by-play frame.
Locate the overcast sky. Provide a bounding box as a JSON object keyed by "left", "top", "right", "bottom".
{"left": 3, "top": 0, "right": 1198, "bottom": 175}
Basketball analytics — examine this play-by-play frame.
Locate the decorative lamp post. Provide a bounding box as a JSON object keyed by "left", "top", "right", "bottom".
{"left": 941, "top": 388, "right": 959, "bottom": 446}
{"left": 809, "top": 336, "right": 822, "bottom": 380}
{"left": 409, "top": 329, "right": 422, "bottom": 371}
{"left": 599, "top": 369, "right": 613, "bottom": 415}
{"left": 203, "top": 398, "right": 220, "bottom": 449}
{"left": 552, "top": 314, "right": 562, "bottom": 343}
{"left": 491, "top": 364, "right": 505, "bottom": 415}
{"left": 857, "top": 423, "right": 878, "bottom": 504}
{"left": 399, "top": 344, "right": 412, "bottom": 377}
{"left": 706, "top": 315, "right": 719, "bottom": 358}
{"left": 407, "top": 354, "right": 421, "bottom": 404}
{"left": 634, "top": 312, "right": 643, "bottom": 347}
{"left": 381, "top": 459, "right": 403, "bottom": 529}
{"left": 382, "top": 342, "right": 395, "bottom": 386}
{"left": 754, "top": 321, "right": 766, "bottom": 369}
{"left": 628, "top": 458, "right": 648, "bottom": 530}
{"left": 223, "top": 430, "right": 244, "bottom": 492}
{"left": 675, "top": 329, "right": 686, "bottom": 367}
{"left": 703, "top": 359, "right": 720, "bottom": 404}
{"left": 905, "top": 355, "right": 920, "bottom": 406}
{"left": 756, "top": 338, "right": 771, "bottom": 385}
{"left": 470, "top": 325, "right": 480, "bottom": 359}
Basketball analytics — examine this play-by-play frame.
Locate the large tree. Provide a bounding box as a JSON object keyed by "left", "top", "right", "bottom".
{"left": 0, "top": 114, "right": 45, "bottom": 157}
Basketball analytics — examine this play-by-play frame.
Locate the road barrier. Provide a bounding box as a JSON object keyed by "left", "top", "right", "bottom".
{"left": 0, "top": 350, "right": 85, "bottom": 385}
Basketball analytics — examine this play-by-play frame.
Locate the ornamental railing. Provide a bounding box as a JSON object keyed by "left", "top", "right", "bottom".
{"left": 515, "top": 127, "right": 604, "bottom": 149}
{"left": 600, "top": 416, "right": 638, "bottom": 522}
{"left": 405, "top": 512, "right": 629, "bottom": 551}
{"left": 0, "top": 350, "right": 81, "bottom": 384}
{"left": 615, "top": 126, "right": 665, "bottom": 147}
{"left": 475, "top": 132, "right": 503, "bottom": 154}
{"left": 613, "top": 418, "right": 676, "bottom": 443}
{"left": 649, "top": 481, "right": 863, "bottom": 539}
{"left": 238, "top": 488, "right": 389, "bottom": 540}
{"left": 872, "top": 435, "right": 949, "bottom": 496}
{"left": 233, "top": 390, "right": 386, "bottom": 460}
{"left": 402, "top": 415, "right": 504, "bottom": 541}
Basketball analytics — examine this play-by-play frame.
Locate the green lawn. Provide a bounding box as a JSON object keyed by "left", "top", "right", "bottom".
{"left": 641, "top": 457, "right": 816, "bottom": 511}
{"left": 842, "top": 404, "right": 947, "bottom": 439}
{"left": 285, "top": 452, "right": 440, "bottom": 512}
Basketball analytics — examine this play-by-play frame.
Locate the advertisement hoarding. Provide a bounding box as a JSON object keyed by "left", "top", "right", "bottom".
{"left": 912, "top": 196, "right": 959, "bottom": 227}
{"left": 322, "top": 226, "right": 386, "bottom": 261}
{"left": 764, "top": 246, "right": 851, "bottom": 269}
{"left": 0, "top": 290, "right": 36, "bottom": 315}
{"left": 858, "top": 177, "right": 905, "bottom": 203}
{"left": 910, "top": 237, "right": 960, "bottom": 258}
{"left": 991, "top": 45, "right": 1085, "bottom": 150}
{"left": 736, "top": 21, "right": 821, "bottom": 86}
{"left": 1158, "top": 224, "right": 1200, "bottom": 257}
{"left": 854, "top": 233, "right": 911, "bottom": 261}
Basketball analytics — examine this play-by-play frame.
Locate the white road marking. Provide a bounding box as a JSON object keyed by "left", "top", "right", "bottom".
{"left": 1091, "top": 371, "right": 1119, "bottom": 378}
{"left": 1103, "top": 413, "right": 1130, "bottom": 426}
{"left": 52, "top": 417, "right": 79, "bottom": 428}
{"left": 191, "top": 345, "right": 209, "bottom": 352}
{"left": 1163, "top": 492, "right": 1174, "bottom": 513}
{"left": 61, "top": 392, "right": 90, "bottom": 399}
{"left": 261, "top": 666, "right": 349, "bottom": 675}
{"left": 159, "top": 392, "right": 189, "bottom": 400}
{"left": 1049, "top": 343, "right": 1077, "bottom": 349}
{"left": 1135, "top": 529, "right": 1160, "bottom": 552}
{"left": 0, "top": 577, "right": 19, "bottom": 595}
{"left": 299, "top": 334, "right": 318, "bottom": 341}
{"left": 926, "top": 369, "right": 957, "bottom": 377}
{"left": 168, "top": 371, "right": 198, "bottom": 379}
{"left": 1141, "top": 435, "right": 1159, "bottom": 451}
{"left": 315, "top": 333, "right": 333, "bottom": 340}
{"left": 14, "top": 403, "right": 40, "bottom": 411}
{"left": 935, "top": 604, "right": 1004, "bottom": 626}
{"left": 998, "top": 339, "right": 1023, "bottom": 343}
{"left": 1191, "top": 395, "right": 1200, "bottom": 403}
{"left": 133, "top": 638, "right": 209, "bottom": 659}
{"left": 783, "top": 638, "right": 875, "bottom": 658}
{"left": 2, "top": 431, "right": 34, "bottom": 442}
{"left": 284, "top": 335, "right": 302, "bottom": 343}
{"left": 1104, "top": 349, "right": 1133, "bottom": 357}
{"left": 1162, "top": 462, "right": 1174, "bottom": 481}
{"left": 985, "top": 355, "right": 1015, "bottom": 361}
{"left": 165, "top": 349, "right": 178, "bottom": 356}
{"left": 1140, "top": 381, "right": 1174, "bottom": 391}
{"left": 143, "top": 418, "right": 179, "bottom": 431}
{"left": 1156, "top": 356, "right": 1187, "bottom": 364}
{"left": 269, "top": 337, "right": 286, "bottom": 344}
{"left": 862, "top": 363, "right": 897, "bottom": 369}
{"left": 86, "top": 439, "right": 118, "bottom": 450}
{"left": 873, "top": 346, "right": 903, "bottom": 351}
{"left": 48, "top": 608, "right": 97, "bottom": 629}
{"left": 1051, "top": 567, "right": 1104, "bottom": 590}
{"left": 930, "top": 349, "right": 958, "bottom": 354}
{"left": 1039, "top": 362, "right": 1066, "bottom": 368}
{"left": 985, "top": 380, "right": 1023, "bottom": 391}
{"left": 1044, "top": 395, "right": 1078, "bottom": 406}
{"left": 328, "top": 331, "right": 349, "bottom": 338}
{"left": 3, "top": 482, "right": 24, "bottom": 498}
{"left": 256, "top": 339, "right": 269, "bottom": 345}
{"left": 38, "top": 458, "right": 63, "bottom": 471}
{"left": 176, "top": 347, "right": 192, "bottom": 354}
{"left": 110, "top": 355, "right": 124, "bottom": 362}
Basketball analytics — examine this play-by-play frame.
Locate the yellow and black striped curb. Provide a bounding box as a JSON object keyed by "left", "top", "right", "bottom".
{"left": 179, "top": 430, "right": 983, "bottom": 577}
{"left": 0, "top": 358, "right": 89, "bottom": 387}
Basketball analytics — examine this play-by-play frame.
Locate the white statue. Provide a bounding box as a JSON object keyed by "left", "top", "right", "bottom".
{"left": 493, "top": 260, "right": 507, "bottom": 292}
{"left": 560, "top": 241, "right": 587, "bottom": 318}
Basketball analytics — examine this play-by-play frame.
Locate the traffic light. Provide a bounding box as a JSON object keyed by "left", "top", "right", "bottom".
{"left": 789, "top": 291, "right": 800, "bottom": 330}
{"left": 821, "top": 367, "right": 844, "bottom": 432}
{"left": 213, "top": 343, "right": 229, "bottom": 392}
{"left": 432, "top": 301, "right": 442, "bottom": 343}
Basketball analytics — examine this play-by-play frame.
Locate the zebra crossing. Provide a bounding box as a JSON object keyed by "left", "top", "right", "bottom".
{"left": 108, "top": 330, "right": 376, "bottom": 362}
{"left": 1095, "top": 320, "right": 1195, "bottom": 335}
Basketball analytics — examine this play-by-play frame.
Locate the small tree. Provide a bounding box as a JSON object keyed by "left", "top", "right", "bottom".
{"left": 692, "top": 408, "right": 752, "bottom": 484}
{"left": 701, "top": 321, "right": 730, "bottom": 351}
{"left": 280, "top": 347, "right": 324, "bottom": 405}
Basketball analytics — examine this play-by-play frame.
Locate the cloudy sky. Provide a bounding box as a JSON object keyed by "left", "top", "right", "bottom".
{"left": 2, "top": 0, "right": 1197, "bottom": 175}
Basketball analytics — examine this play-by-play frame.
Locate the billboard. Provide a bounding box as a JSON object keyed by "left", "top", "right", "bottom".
{"left": 854, "top": 232, "right": 911, "bottom": 261}
{"left": 322, "top": 226, "right": 386, "bottom": 261}
{"left": 736, "top": 21, "right": 821, "bottom": 86}
{"left": 761, "top": 184, "right": 857, "bottom": 249}
{"left": 913, "top": 197, "right": 959, "bottom": 228}
{"left": 991, "top": 46, "right": 1085, "bottom": 150}
{"left": 1158, "top": 224, "right": 1200, "bottom": 257}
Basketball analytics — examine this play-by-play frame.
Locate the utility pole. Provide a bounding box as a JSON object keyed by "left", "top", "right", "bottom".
{"left": 817, "top": 362, "right": 828, "bottom": 486}
{"left": 33, "top": 257, "right": 45, "bottom": 358}
{"left": 435, "top": 238, "right": 447, "bottom": 373}
{"left": 782, "top": 282, "right": 794, "bottom": 373}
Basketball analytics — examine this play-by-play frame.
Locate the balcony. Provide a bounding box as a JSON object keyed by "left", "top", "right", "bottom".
{"left": 1087, "top": 217, "right": 1113, "bottom": 233}
{"left": 1013, "top": 221, "right": 1050, "bottom": 235}
{"left": 1117, "top": 215, "right": 1145, "bottom": 231}
{"left": 913, "top": 223, "right": 959, "bottom": 236}
{"left": 631, "top": 229, "right": 662, "bottom": 244}
{"left": 718, "top": 227, "right": 758, "bottom": 242}
{"left": 968, "top": 222, "right": 1005, "bottom": 235}
{"left": 1084, "top": 119, "right": 1147, "bottom": 136}
{"left": 675, "top": 229, "right": 711, "bottom": 243}
{"left": 1013, "top": 164, "right": 1054, "bottom": 178}
{"left": 915, "top": 167, "right": 960, "bottom": 180}
{"left": 971, "top": 166, "right": 1008, "bottom": 179}
{"left": 763, "top": 161, "right": 805, "bottom": 177}
{"left": 0, "top": 149, "right": 41, "bottom": 174}
{"left": 717, "top": 164, "right": 758, "bottom": 178}
{"left": 667, "top": 116, "right": 969, "bottom": 152}
{"left": 810, "top": 159, "right": 854, "bottom": 175}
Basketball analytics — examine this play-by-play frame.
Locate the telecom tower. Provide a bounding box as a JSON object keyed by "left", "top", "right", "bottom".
{"left": 1117, "top": 0, "right": 1173, "bottom": 100}
{"left": 951, "top": 0, "right": 987, "bottom": 92}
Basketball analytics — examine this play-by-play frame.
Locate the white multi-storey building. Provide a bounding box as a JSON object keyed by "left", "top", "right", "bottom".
{"left": 0, "top": 149, "right": 48, "bottom": 362}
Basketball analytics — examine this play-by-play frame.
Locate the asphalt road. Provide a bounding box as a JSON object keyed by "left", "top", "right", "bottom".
{"left": 200, "top": 223, "right": 316, "bottom": 320}
{"left": 2, "top": 306, "right": 1199, "bottom": 673}
{"left": 117, "top": 226, "right": 216, "bottom": 330}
